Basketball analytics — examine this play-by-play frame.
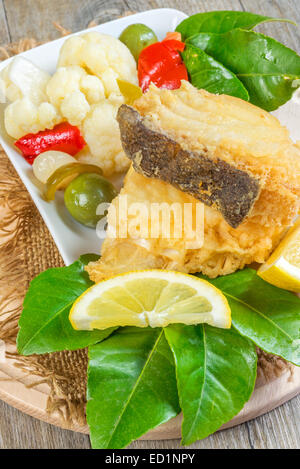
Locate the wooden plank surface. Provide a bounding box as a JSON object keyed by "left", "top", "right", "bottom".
{"left": 0, "top": 0, "right": 299, "bottom": 450}
{"left": 240, "top": 0, "right": 300, "bottom": 53}
{"left": 0, "top": 393, "right": 299, "bottom": 449}
{"left": 0, "top": 1, "right": 10, "bottom": 44}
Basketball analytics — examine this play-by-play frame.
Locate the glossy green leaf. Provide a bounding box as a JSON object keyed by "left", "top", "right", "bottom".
{"left": 165, "top": 324, "right": 257, "bottom": 445}
{"left": 182, "top": 44, "right": 249, "bottom": 100}
{"left": 87, "top": 327, "right": 180, "bottom": 449}
{"left": 176, "top": 11, "right": 296, "bottom": 40}
{"left": 17, "top": 254, "right": 115, "bottom": 355}
{"left": 198, "top": 269, "right": 300, "bottom": 366}
{"left": 187, "top": 29, "right": 300, "bottom": 111}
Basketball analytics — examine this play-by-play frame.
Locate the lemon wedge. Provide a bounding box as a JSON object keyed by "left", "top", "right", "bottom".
{"left": 258, "top": 219, "right": 300, "bottom": 292}
{"left": 70, "top": 270, "right": 231, "bottom": 330}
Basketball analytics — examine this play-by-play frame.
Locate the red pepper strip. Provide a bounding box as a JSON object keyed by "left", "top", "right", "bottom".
{"left": 15, "top": 122, "right": 86, "bottom": 165}
{"left": 138, "top": 39, "right": 188, "bottom": 93}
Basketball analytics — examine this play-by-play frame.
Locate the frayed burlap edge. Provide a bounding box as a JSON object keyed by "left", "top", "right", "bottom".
{"left": 0, "top": 29, "right": 293, "bottom": 431}
{"left": 0, "top": 150, "right": 89, "bottom": 426}
{"left": 0, "top": 27, "right": 92, "bottom": 427}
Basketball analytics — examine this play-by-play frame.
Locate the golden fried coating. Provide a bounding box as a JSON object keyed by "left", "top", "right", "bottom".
{"left": 134, "top": 82, "right": 300, "bottom": 197}
{"left": 87, "top": 83, "right": 300, "bottom": 281}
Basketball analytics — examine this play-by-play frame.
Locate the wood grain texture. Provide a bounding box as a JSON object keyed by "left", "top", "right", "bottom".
{"left": 1, "top": 352, "right": 298, "bottom": 441}
{"left": 240, "top": 0, "right": 300, "bottom": 53}
{"left": 0, "top": 0, "right": 299, "bottom": 450}
{"left": 0, "top": 393, "right": 299, "bottom": 449}
{"left": 131, "top": 395, "right": 300, "bottom": 449}
{"left": 0, "top": 400, "right": 91, "bottom": 449}
{"left": 2, "top": 0, "right": 134, "bottom": 41}
{"left": 0, "top": 0, "right": 11, "bottom": 44}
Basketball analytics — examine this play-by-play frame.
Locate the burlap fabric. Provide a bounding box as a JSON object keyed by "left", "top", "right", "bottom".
{"left": 0, "top": 35, "right": 292, "bottom": 431}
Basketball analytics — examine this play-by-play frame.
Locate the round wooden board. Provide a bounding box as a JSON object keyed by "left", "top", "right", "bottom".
{"left": 0, "top": 349, "right": 299, "bottom": 440}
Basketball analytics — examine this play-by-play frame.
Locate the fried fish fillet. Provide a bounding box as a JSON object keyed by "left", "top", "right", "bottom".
{"left": 117, "top": 104, "right": 260, "bottom": 228}
{"left": 87, "top": 82, "right": 300, "bottom": 281}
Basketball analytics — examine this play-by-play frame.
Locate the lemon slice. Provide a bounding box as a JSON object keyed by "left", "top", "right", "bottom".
{"left": 70, "top": 270, "right": 231, "bottom": 330}
{"left": 258, "top": 219, "right": 300, "bottom": 292}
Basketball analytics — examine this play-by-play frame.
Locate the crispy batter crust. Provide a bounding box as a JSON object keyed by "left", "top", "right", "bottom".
{"left": 117, "top": 104, "right": 260, "bottom": 228}
{"left": 87, "top": 84, "right": 300, "bottom": 282}
{"left": 86, "top": 168, "right": 299, "bottom": 283}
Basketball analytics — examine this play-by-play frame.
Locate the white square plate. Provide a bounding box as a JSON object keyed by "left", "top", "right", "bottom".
{"left": 0, "top": 8, "right": 299, "bottom": 266}
{"left": 0, "top": 8, "right": 188, "bottom": 265}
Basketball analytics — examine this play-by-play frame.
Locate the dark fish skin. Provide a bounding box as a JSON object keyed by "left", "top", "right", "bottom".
{"left": 117, "top": 104, "right": 261, "bottom": 228}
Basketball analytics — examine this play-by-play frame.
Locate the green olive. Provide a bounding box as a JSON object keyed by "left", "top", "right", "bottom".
{"left": 119, "top": 23, "right": 158, "bottom": 61}
{"left": 44, "top": 163, "right": 103, "bottom": 202}
{"left": 64, "top": 173, "right": 117, "bottom": 228}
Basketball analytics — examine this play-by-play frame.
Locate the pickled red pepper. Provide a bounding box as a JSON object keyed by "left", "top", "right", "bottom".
{"left": 138, "top": 34, "right": 188, "bottom": 92}
{"left": 15, "top": 122, "right": 86, "bottom": 164}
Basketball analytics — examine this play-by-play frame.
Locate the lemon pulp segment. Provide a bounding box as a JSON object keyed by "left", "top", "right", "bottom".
{"left": 258, "top": 219, "right": 300, "bottom": 292}
{"left": 70, "top": 270, "right": 231, "bottom": 330}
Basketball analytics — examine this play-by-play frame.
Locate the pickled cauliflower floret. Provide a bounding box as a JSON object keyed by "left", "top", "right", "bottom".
{"left": 46, "top": 66, "right": 87, "bottom": 107}
{"left": 0, "top": 56, "right": 50, "bottom": 104}
{"left": 46, "top": 65, "right": 105, "bottom": 125}
{"left": 79, "top": 100, "right": 129, "bottom": 176}
{"left": 4, "top": 97, "right": 61, "bottom": 139}
{"left": 61, "top": 91, "right": 90, "bottom": 125}
{"left": 58, "top": 32, "right": 138, "bottom": 97}
{"left": 0, "top": 66, "right": 22, "bottom": 102}
{"left": 81, "top": 74, "right": 106, "bottom": 103}
{"left": 2, "top": 57, "right": 60, "bottom": 139}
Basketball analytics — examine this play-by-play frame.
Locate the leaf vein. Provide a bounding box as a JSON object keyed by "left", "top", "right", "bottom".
{"left": 106, "top": 329, "right": 164, "bottom": 446}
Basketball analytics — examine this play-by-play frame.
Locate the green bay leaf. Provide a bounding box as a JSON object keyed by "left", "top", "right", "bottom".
{"left": 182, "top": 44, "right": 249, "bottom": 100}
{"left": 87, "top": 327, "right": 180, "bottom": 449}
{"left": 176, "top": 11, "right": 296, "bottom": 40}
{"left": 197, "top": 269, "right": 300, "bottom": 366}
{"left": 187, "top": 29, "right": 300, "bottom": 111}
{"left": 165, "top": 324, "right": 257, "bottom": 446}
{"left": 17, "top": 254, "right": 115, "bottom": 355}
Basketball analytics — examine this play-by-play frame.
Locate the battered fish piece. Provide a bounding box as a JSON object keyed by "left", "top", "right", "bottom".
{"left": 117, "top": 104, "right": 260, "bottom": 228}
{"left": 87, "top": 83, "right": 300, "bottom": 281}
{"left": 132, "top": 82, "right": 300, "bottom": 199}
{"left": 87, "top": 168, "right": 298, "bottom": 281}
